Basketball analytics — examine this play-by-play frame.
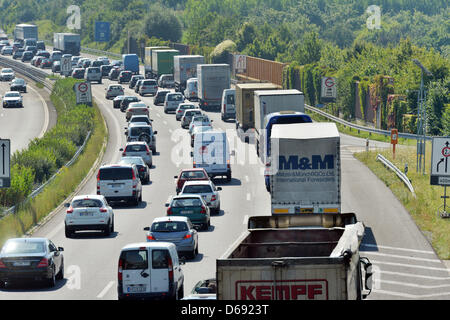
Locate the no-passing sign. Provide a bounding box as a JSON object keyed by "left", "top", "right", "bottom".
{"left": 74, "top": 82, "right": 92, "bottom": 106}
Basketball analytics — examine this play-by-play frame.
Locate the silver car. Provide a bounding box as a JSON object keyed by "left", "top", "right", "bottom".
{"left": 120, "top": 141, "right": 153, "bottom": 167}
{"left": 180, "top": 180, "right": 222, "bottom": 214}
{"left": 181, "top": 109, "right": 203, "bottom": 129}
{"left": 138, "top": 79, "right": 158, "bottom": 97}
{"left": 164, "top": 92, "right": 184, "bottom": 114}
{"left": 144, "top": 216, "right": 198, "bottom": 259}
{"left": 175, "top": 103, "right": 198, "bottom": 121}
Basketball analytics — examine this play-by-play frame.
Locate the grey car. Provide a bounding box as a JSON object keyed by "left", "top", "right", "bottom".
{"left": 144, "top": 216, "right": 198, "bottom": 259}
{"left": 181, "top": 109, "right": 203, "bottom": 129}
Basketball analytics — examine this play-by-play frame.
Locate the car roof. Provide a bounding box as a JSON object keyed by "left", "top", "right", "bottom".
{"left": 180, "top": 168, "right": 206, "bottom": 173}
{"left": 128, "top": 123, "right": 151, "bottom": 129}
{"left": 72, "top": 194, "right": 105, "bottom": 201}
{"left": 5, "top": 237, "right": 48, "bottom": 244}
{"left": 183, "top": 180, "right": 213, "bottom": 187}
{"left": 100, "top": 164, "right": 135, "bottom": 169}
{"left": 120, "top": 156, "right": 145, "bottom": 162}
{"left": 126, "top": 141, "right": 148, "bottom": 145}
{"left": 173, "top": 194, "right": 203, "bottom": 200}
{"left": 128, "top": 102, "right": 147, "bottom": 108}
{"left": 152, "top": 216, "right": 189, "bottom": 223}
{"left": 122, "top": 242, "right": 175, "bottom": 251}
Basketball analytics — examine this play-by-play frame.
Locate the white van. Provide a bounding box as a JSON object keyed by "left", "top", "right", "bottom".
{"left": 184, "top": 78, "right": 198, "bottom": 101}
{"left": 193, "top": 130, "right": 231, "bottom": 182}
{"left": 118, "top": 242, "right": 185, "bottom": 300}
{"left": 221, "top": 88, "right": 235, "bottom": 121}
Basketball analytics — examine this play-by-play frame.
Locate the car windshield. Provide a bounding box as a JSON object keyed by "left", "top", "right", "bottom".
{"left": 183, "top": 185, "right": 213, "bottom": 193}
{"left": 181, "top": 171, "right": 207, "bottom": 179}
{"left": 130, "top": 127, "right": 151, "bottom": 136}
{"left": 171, "top": 198, "right": 203, "bottom": 208}
{"left": 2, "top": 240, "right": 46, "bottom": 254}
{"left": 5, "top": 92, "right": 20, "bottom": 98}
{"left": 2, "top": 69, "right": 13, "bottom": 73}
{"left": 168, "top": 94, "right": 183, "bottom": 101}
{"left": 120, "top": 157, "right": 145, "bottom": 166}
{"left": 186, "top": 110, "right": 202, "bottom": 117}
{"left": 226, "top": 94, "right": 235, "bottom": 104}
{"left": 151, "top": 221, "right": 188, "bottom": 232}
{"left": 72, "top": 199, "right": 103, "bottom": 208}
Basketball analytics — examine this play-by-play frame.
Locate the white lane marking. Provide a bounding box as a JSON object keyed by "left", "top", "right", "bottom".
{"left": 169, "top": 129, "right": 173, "bottom": 134}
{"left": 372, "top": 289, "right": 450, "bottom": 299}
{"left": 378, "top": 270, "right": 450, "bottom": 281}
{"left": 371, "top": 260, "right": 450, "bottom": 272}
{"left": 97, "top": 281, "right": 115, "bottom": 299}
{"left": 28, "top": 84, "right": 49, "bottom": 139}
{"left": 163, "top": 120, "right": 167, "bottom": 125}
{"left": 364, "top": 252, "right": 442, "bottom": 264}
{"left": 243, "top": 215, "right": 248, "bottom": 225}
{"left": 157, "top": 114, "right": 161, "bottom": 118}
{"left": 378, "top": 279, "right": 450, "bottom": 289}
{"left": 46, "top": 222, "right": 64, "bottom": 240}
{"left": 246, "top": 193, "right": 251, "bottom": 201}
{"left": 245, "top": 176, "right": 249, "bottom": 183}
{"left": 361, "top": 243, "right": 436, "bottom": 255}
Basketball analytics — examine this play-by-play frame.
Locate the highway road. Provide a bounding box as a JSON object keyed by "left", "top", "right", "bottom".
{"left": 0, "top": 53, "right": 448, "bottom": 300}
{"left": 0, "top": 72, "right": 53, "bottom": 154}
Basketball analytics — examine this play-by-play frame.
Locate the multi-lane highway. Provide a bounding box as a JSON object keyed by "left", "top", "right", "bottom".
{"left": 0, "top": 52, "right": 449, "bottom": 300}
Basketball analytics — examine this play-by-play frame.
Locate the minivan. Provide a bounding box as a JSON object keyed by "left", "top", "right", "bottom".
{"left": 118, "top": 242, "right": 185, "bottom": 300}
{"left": 221, "top": 88, "right": 235, "bottom": 121}
{"left": 184, "top": 78, "right": 198, "bottom": 101}
{"left": 85, "top": 67, "right": 102, "bottom": 84}
{"left": 96, "top": 164, "right": 143, "bottom": 206}
{"left": 192, "top": 130, "right": 231, "bottom": 182}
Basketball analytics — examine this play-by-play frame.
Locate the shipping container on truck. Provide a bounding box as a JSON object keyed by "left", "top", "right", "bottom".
{"left": 173, "top": 55, "right": 204, "bottom": 92}
{"left": 144, "top": 46, "right": 170, "bottom": 79}
{"left": 53, "top": 33, "right": 80, "bottom": 56}
{"left": 235, "top": 83, "right": 280, "bottom": 142}
{"left": 217, "top": 213, "right": 373, "bottom": 300}
{"left": 253, "top": 89, "right": 305, "bottom": 158}
{"left": 14, "top": 24, "right": 38, "bottom": 43}
{"left": 197, "top": 64, "right": 230, "bottom": 111}
{"left": 150, "top": 49, "right": 179, "bottom": 79}
{"left": 268, "top": 122, "right": 341, "bottom": 214}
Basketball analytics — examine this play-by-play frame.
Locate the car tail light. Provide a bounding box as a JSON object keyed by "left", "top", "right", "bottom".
{"left": 167, "top": 207, "right": 173, "bottom": 215}
{"left": 211, "top": 195, "right": 216, "bottom": 202}
{"left": 37, "top": 258, "right": 49, "bottom": 268}
{"left": 99, "top": 207, "right": 108, "bottom": 213}
{"left": 0, "top": 260, "right": 6, "bottom": 268}
{"left": 193, "top": 162, "right": 196, "bottom": 168}
{"left": 200, "top": 206, "right": 206, "bottom": 214}
{"left": 227, "top": 159, "right": 230, "bottom": 169}
{"left": 146, "top": 146, "right": 151, "bottom": 155}
{"left": 139, "top": 167, "right": 145, "bottom": 172}
{"left": 131, "top": 169, "right": 136, "bottom": 181}
{"left": 66, "top": 206, "right": 74, "bottom": 214}
{"left": 168, "top": 256, "right": 173, "bottom": 282}
{"left": 122, "top": 151, "right": 126, "bottom": 156}
{"left": 183, "top": 234, "right": 192, "bottom": 239}
{"left": 147, "top": 235, "right": 155, "bottom": 241}
{"left": 118, "top": 258, "right": 123, "bottom": 281}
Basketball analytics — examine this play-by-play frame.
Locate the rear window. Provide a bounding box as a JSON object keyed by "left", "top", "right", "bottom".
{"left": 186, "top": 110, "right": 202, "bottom": 116}
{"left": 152, "top": 250, "right": 170, "bottom": 269}
{"left": 130, "top": 127, "right": 151, "bottom": 137}
{"left": 183, "top": 185, "right": 213, "bottom": 194}
{"left": 131, "top": 117, "right": 149, "bottom": 123}
{"left": 126, "top": 144, "right": 147, "bottom": 152}
{"left": 72, "top": 199, "right": 103, "bottom": 208}
{"left": 171, "top": 197, "right": 203, "bottom": 207}
{"left": 168, "top": 94, "right": 183, "bottom": 101}
{"left": 226, "top": 94, "right": 235, "bottom": 104}
{"left": 143, "top": 80, "right": 156, "bottom": 85}
{"left": 119, "top": 157, "right": 145, "bottom": 166}
{"left": 121, "top": 250, "right": 148, "bottom": 270}
{"left": 151, "top": 221, "right": 188, "bottom": 232}
{"left": 99, "top": 167, "right": 133, "bottom": 180}
{"left": 2, "top": 240, "right": 46, "bottom": 254}
{"left": 180, "top": 171, "right": 207, "bottom": 179}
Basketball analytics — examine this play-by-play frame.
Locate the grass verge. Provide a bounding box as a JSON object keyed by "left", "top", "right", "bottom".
{"left": 354, "top": 142, "right": 450, "bottom": 260}
{"left": 0, "top": 81, "right": 107, "bottom": 247}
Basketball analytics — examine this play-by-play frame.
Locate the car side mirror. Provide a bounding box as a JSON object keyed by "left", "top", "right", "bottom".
{"left": 217, "top": 187, "right": 222, "bottom": 191}
{"left": 179, "top": 257, "right": 186, "bottom": 265}
{"left": 58, "top": 247, "right": 64, "bottom": 252}
{"left": 210, "top": 120, "right": 213, "bottom": 122}
{"left": 174, "top": 176, "right": 178, "bottom": 179}
{"left": 64, "top": 203, "right": 70, "bottom": 208}
{"left": 143, "top": 227, "right": 150, "bottom": 231}
{"left": 153, "top": 131, "right": 157, "bottom": 135}
{"left": 165, "top": 203, "right": 169, "bottom": 207}
{"left": 119, "top": 148, "right": 124, "bottom": 151}
{"left": 190, "top": 152, "right": 193, "bottom": 157}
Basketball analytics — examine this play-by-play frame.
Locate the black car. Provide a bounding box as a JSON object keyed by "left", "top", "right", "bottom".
{"left": 21, "top": 51, "right": 34, "bottom": 62}
{"left": 113, "top": 95, "right": 126, "bottom": 109}
{"left": 108, "top": 67, "right": 121, "bottom": 81}
{"left": 0, "top": 238, "right": 64, "bottom": 288}
{"left": 129, "top": 75, "right": 144, "bottom": 89}
{"left": 118, "top": 71, "right": 133, "bottom": 84}
{"left": 119, "top": 157, "right": 150, "bottom": 184}
{"left": 12, "top": 49, "right": 24, "bottom": 60}
{"left": 100, "top": 65, "right": 113, "bottom": 77}
{"left": 154, "top": 90, "right": 171, "bottom": 106}
{"left": 36, "top": 41, "right": 46, "bottom": 51}
{"left": 10, "top": 78, "right": 27, "bottom": 93}
{"left": 71, "top": 68, "right": 85, "bottom": 79}
{"left": 52, "top": 61, "right": 61, "bottom": 73}
{"left": 120, "top": 96, "right": 141, "bottom": 112}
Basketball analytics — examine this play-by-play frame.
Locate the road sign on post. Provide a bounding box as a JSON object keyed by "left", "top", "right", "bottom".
{"left": 0, "top": 139, "right": 10, "bottom": 188}
{"left": 234, "top": 54, "right": 246, "bottom": 74}
{"left": 430, "top": 137, "right": 450, "bottom": 185}
{"left": 321, "top": 77, "right": 337, "bottom": 102}
{"left": 391, "top": 129, "right": 398, "bottom": 159}
{"left": 73, "top": 82, "right": 92, "bottom": 106}
{"left": 95, "top": 22, "right": 110, "bottom": 42}
{"left": 61, "top": 56, "right": 72, "bottom": 77}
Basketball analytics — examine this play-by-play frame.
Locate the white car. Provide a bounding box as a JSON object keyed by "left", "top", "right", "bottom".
{"left": 2, "top": 91, "right": 23, "bottom": 108}
{"left": 175, "top": 103, "right": 198, "bottom": 121}
{"left": 180, "top": 180, "right": 222, "bottom": 214}
{"left": 105, "top": 84, "right": 124, "bottom": 99}
{"left": 0, "top": 68, "right": 15, "bottom": 81}
{"left": 64, "top": 195, "right": 114, "bottom": 238}
{"left": 97, "top": 56, "right": 110, "bottom": 65}
{"left": 189, "top": 115, "right": 212, "bottom": 135}
{"left": 120, "top": 141, "right": 153, "bottom": 167}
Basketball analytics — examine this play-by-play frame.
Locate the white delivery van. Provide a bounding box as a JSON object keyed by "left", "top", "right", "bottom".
{"left": 221, "top": 88, "right": 236, "bottom": 121}
{"left": 193, "top": 130, "right": 231, "bottom": 182}
{"left": 184, "top": 78, "right": 198, "bottom": 101}
{"left": 118, "top": 242, "right": 185, "bottom": 300}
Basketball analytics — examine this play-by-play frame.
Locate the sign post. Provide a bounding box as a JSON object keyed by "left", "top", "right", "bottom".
{"left": 0, "top": 139, "right": 10, "bottom": 188}
{"left": 430, "top": 137, "right": 450, "bottom": 218}
{"left": 73, "top": 82, "right": 92, "bottom": 106}
{"left": 390, "top": 129, "right": 398, "bottom": 159}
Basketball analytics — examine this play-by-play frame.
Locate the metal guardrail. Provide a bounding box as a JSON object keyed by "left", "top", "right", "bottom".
{"left": 376, "top": 154, "right": 416, "bottom": 197}
{"left": 305, "top": 104, "right": 433, "bottom": 141}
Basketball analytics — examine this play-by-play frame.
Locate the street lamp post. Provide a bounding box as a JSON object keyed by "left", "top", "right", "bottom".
{"left": 412, "top": 59, "right": 433, "bottom": 175}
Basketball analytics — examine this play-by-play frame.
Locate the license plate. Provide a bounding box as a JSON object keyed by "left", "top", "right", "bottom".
{"left": 13, "top": 261, "right": 30, "bottom": 267}
{"left": 127, "top": 285, "right": 147, "bottom": 293}
{"left": 181, "top": 210, "right": 193, "bottom": 214}
{"left": 110, "top": 183, "right": 123, "bottom": 188}
{"left": 80, "top": 212, "right": 94, "bottom": 217}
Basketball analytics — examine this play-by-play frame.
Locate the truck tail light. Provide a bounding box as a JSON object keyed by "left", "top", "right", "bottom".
{"left": 168, "top": 257, "right": 173, "bottom": 282}
{"left": 0, "top": 260, "right": 6, "bottom": 268}
{"left": 167, "top": 207, "right": 173, "bottom": 215}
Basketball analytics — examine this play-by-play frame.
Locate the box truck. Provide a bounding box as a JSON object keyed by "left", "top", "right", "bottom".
{"left": 14, "top": 24, "right": 38, "bottom": 43}
{"left": 217, "top": 213, "right": 373, "bottom": 300}
{"left": 267, "top": 122, "right": 341, "bottom": 213}
{"left": 53, "top": 33, "right": 80, "bottom": 56}
{"left": 197, "top": 64, "right": 230, "bottom": 111}
{"left": 150, "top": 49, "right": 179, "bottom": 79}
{"left": 144, "top": 46, "right": 170, "bottom": 79}
{"left": 173, "top": 55, "right": 204, "bottom": 92}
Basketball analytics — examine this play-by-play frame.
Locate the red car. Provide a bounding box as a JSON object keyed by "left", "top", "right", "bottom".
{"left": 174, "top": 168, "right": 210, "bottom": 194}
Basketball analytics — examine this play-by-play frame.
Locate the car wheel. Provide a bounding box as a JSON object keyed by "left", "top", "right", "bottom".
{"left": 47, "top": 268, "right": 56, "bottom": 287}
{"left": 178, "top": 284, "right": 184, "bottom": 300}
{"left": 110, "top": 218, "right": 114, "bottom": 233}
{"left": 104, "top": 222, "right": 111, "bottom": 236}
{"left": 190, "top": 248, "right": 196, "bottom": 259}
{"left": 0, "top": 280, "right": 5, "bottom": 289}
{"left": 226, "top": 173, "right": 232, "bottom": 183}
{"left": 65, "top": 226, "right": 73, "bottom": 238}
{"left": 56, "top": 260, "right": 64, "bottom": 280}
